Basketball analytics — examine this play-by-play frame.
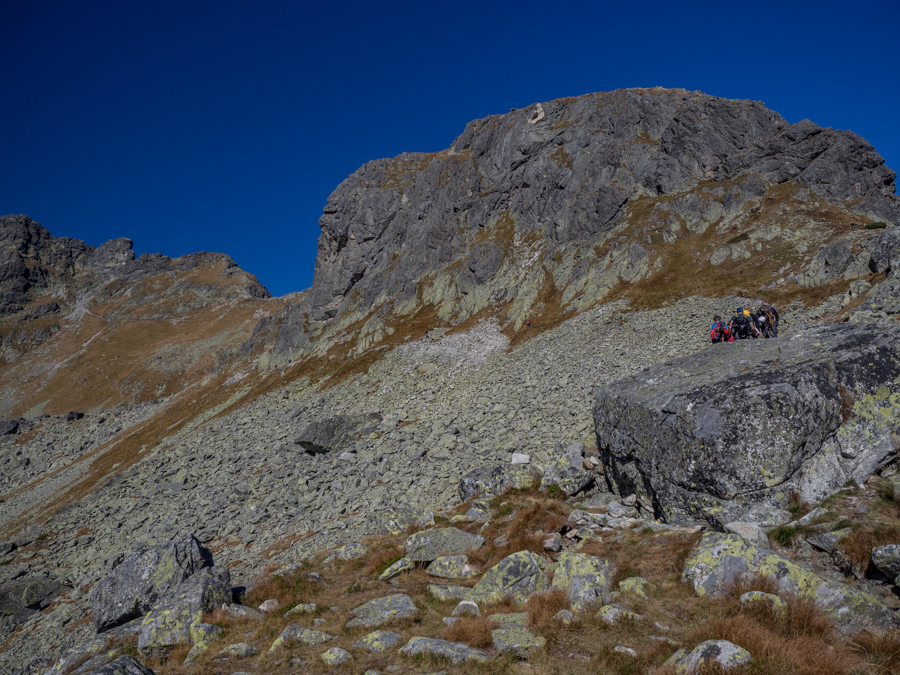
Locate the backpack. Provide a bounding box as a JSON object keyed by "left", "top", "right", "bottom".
{"left": 732, "top": 314, "right": 752, "bottom": 339}
{"left": 710, "top": 321, "right": 730, "bottom": 343}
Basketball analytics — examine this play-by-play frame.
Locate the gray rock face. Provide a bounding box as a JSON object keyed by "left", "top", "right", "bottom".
{"left": 594, "top": 321, "right": 900, "bottom": 524}
{"left": 345, "top": 594, "right": 418, "bottom": 628}
{"left": 92, "top": 534, "right": 213, "bottom": 632}
{"left": 404, "top": 527, "right": 485, "bottom": 562}
{"left": 86, "top": 655, "right": 155, "bottom": 675}
{"left": 250, "top": 89, "right": 900, "bottom": 365}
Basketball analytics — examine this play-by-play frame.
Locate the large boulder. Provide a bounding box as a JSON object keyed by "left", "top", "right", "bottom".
{"left": 550, "top": 551, "right": 613, "bottom": 610}
{"left": 293, "top": 413, "right": 381, "bottom": 454}
{"left": 404, "top": 527, "right": 484, "bottom": 562}
{"left": 682, "top": 533, "right": 895, "bottom": 632}
{"left": 594, "top": 321, "right": 900, "bottom": 524}
{"left": 467, "top": 551, "right": 550, "bottom": 604}
{"left": 137, "top": 566, "right": 231, "bottom": 658}
{"left": 92, "top": 534, "right": 213, "bottom": 632}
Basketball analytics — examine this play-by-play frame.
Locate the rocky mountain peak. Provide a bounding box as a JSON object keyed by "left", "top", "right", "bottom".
{"left": 253, "top": 88, "right": 899, "bottom": 368}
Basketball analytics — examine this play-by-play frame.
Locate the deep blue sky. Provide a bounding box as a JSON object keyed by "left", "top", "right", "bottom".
{"left": 2, "top": 1, "right": 898, "bottom": 297}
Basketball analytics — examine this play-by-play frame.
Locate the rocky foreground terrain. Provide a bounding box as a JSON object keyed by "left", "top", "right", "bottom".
{"left": 2, "top": 88, "right": 900, "bottom": 674}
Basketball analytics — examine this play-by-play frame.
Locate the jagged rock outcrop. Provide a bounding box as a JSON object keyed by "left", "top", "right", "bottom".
{"left": 594, "top": 321, "right": 900, "bottom": 525}
{"left": 253, "top": 88, "right": 900, "bottom": 366}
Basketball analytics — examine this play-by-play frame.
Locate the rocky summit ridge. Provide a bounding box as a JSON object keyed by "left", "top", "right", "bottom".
{"left": 1, "top": 88, "right": 900, "bottom": 675}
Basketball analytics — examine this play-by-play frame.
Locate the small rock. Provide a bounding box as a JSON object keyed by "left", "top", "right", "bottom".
{"left": 217, "top": 643, "right": 259, "bottom": 658}
{"left": 511, "top": 453, "right": 531, "bottom": 465}
{"left": 346, "top": 593, "right": 418, "bottom": 628}
{"left": 428, "top": 585, "right": 469, "bottom": 602}
{"left": 427, "top": 555, "right": 479, "bottom": 580}
{"left": 284, "top": 602, "right": 317, "bottom": 617}
{"left": 614, "top": 645, "right": 637, "bottom": 657}
{"left": 597, "top": 604, "right": 643, "bottom": 625}
{"left": 400, "top": 637, "right": 490, "bottom": 664}
{"left": 667, "top": 639, "right": 752, "bottom": 673}
{"left": 452, "top": 600, "right": 480, "bottom": 617}
{"left": 320, "top": 647, "right": 352, "bottom": 665}
{"left": 379, "top": 557, "right": 414, "bottom": 580}
{"left": 491, "top": 626, "right": 546, "bottom": 657}
{"left": 739, "top": 591, "right": 786, "bottom": 612}
{"left": 257, "top": 599, "right": 280, "bottom": 613}
{"left": 553, "top": 609, "right": 576, "bottom": 625}
{"left": 268, "top": 624, "right": 335, "bottom": 651}
{"left": 618, "top": 576, "right": 651, "bottom": 599}
{"left": 724, "top": 522, "right": 769, "bottom": 549}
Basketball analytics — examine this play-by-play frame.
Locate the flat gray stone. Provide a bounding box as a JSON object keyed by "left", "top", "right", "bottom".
{"left": 405, "top": 527, "right": 485, "bottom": 562}
{"left": 346, "top": 593, "right": 418, "bottom": 628}
{"left": 399, "top": 637, "right": 490, "bottom": 664}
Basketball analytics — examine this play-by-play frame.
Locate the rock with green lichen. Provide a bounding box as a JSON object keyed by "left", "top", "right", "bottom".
{"left": 284, "top": 602, "right": 317, "bottom": 617}
{"left": 217, "top": 643, "right": 258, "bottom": 658}
{"left": 540, "top": 443, "right": 594, "bottom": 496}
{"left": 404, "top": 528, "right": 485, "bottom": 562}
{"left": 183, "top": 623, "right": 221, "bottom": 664}
{"left": 399, "top": 636, "right": 490, "bottom": 664}
{"left": 683, "top": 532, "right": 896, "bottom": 632}
{"left": 352, "top": 630, "right": 402, "bottom": 653}
{"left": 618, "top": 576, "right": 651, "bottom": 599}
{"left": 550, "top": 550, "right": 612, "bottom": 610}
{"left": 467, "top": 551, "right": 550, "bottom": 605}
{"left": 666, "top": 639, "right": 752, "bottom": 673}
{"left": 427, "top": 555, "right": 479, "bottom": 580}
{"left": 379, "top": 557, "right": 414, "bottom": 580}
{"left": 553, "top": 609, "right": 576, "bottom": 625}
{"left": 319, "top": 647, "right": 351, "bottom": 665}
{"left": 327, "top": 542, "right": 368, "bottom": 562}
{"left": 489, "top": 612, "right": 529, "bottom": 626}
{"left": 491, "top": 626, "right": 546, "bottom": 657}
{"left": 268, "top": 624, "right": 335, "bottom": 651}
{"left": 597, "top": 604, "right": 643, "bottom": 625}
{"left": 739, "top": 591, "right": 786, "bottom": 612}
{"left": 595, "top": 321, "right": 900, "bottom": 525}
{"left": 136, "top": 566, "right": 230, "bottom": 659}
{"left": 346, "top": 593, "right": 417, "bottom": 628}
{"left": 92, "top": 533, "right": 213, "bottom": 632}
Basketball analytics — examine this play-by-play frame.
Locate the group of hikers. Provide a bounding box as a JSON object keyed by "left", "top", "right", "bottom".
{"left": 710, "top": 302, "right": 779, "bottom": 343}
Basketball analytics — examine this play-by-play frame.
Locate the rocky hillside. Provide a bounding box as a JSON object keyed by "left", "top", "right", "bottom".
{"left": 1, "top": 88, "right": 900, "bottom": 675}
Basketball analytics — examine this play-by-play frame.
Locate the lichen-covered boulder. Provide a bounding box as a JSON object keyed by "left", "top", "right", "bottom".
{"left": 597, "top": 604, "right": 643, "bottom": 625}
{"left": 467, "top": 551, "right": 550, "bottom": 604}
{"left": 284, "top": 602, "right": 317, "bottom": 617}
{"left": 427, "top": 555, "right": 479, "bottom": 579}
{"left": 404, "top": 527, "right": 485, "bottom": 562}
{"left": 451, "top": 600, "right": 480, "bottom": 617}
{"left": 724, "top": 522, "right": 769, "bottom": 549}
{"left": 399, "top": 637, "right": 490, "bottom": 664}
{"left": 550, "top": 550, "right": 612, "bottom": 610}
{"left": 490, "top": 611, "right": 529, "bottom": 626}
{"left": 183, "top": 623, "right": 222, "bottom": 664}
{"left": 667, "top": 640, "right": 752, "bottom": 673}
{"left": 459, "top": 464, "right": 536, "bottom": 501}
{"left": 92, "top": 533, "right": 213, "bottom": 632}
{"left": 136, "top": 566, "right": 231, "bottom": 658}
{"left": 683, "top": 532, "right": 896, "bottom": 632}
{"left": 352, "top": 630, "right": 402, "bottom": 653}
{"left": 594, "top": 321, "right": 900, "bottom": 524}
{"left": 268, "top": 624, "right": 335, "bottom": 651}
{"left": 872, "top": 544, "right": 900, "bottom": 579}
{"left": 320, "top": 647, "right": 351, "bottom": 665}
{"left": 86, "top": 655, "right": 155, "bottom": 675}
{"left": 491, "top": 626, "right": 546, "bottom": 657}
{"left": 379, "top": 556, "right": 414, "bottom": 580}
{"left": 346, "top": 593, "right": 418, "bottom": 628}
{"left": 540, "top": 443, "right": 594, "bottom": 496}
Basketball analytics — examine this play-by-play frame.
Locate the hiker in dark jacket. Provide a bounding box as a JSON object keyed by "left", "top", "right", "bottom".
{"left": 756, "top": 301, "right": 779, "bottom": 338}
{"left": 729, "top": 307, "right": 755, "bottom": 340}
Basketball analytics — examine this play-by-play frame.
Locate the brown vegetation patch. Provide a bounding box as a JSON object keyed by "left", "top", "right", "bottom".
{"left": 525, "top": 589, "right": 570, "bottom": 630}
{"left": 442, "top": 615, "right": 499, "bottom": 649}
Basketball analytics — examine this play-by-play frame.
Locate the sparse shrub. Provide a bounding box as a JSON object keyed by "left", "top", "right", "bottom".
{"left": 866, "top": 221, "right": 888, "bottom": 229}
{"left": 851, "top": 629, "right": 900, "bottom": 673}
{"left": 496, "top": 503, "right": 514, "bottom": 517}
{"left": 787, "top": 491, "right": 810, "bottom": 518}
{"left": 546, "top": 483, "right": 562, "bottom": 498}
{"left": 769, "top": 525, "right": 797, "bottom": 548}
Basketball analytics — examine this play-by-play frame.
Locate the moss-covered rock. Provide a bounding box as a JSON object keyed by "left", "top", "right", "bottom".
{"left": 268, "top": 624, "right": 335, "bottom": 651}
{"left": 183, "top": 623, "right": 221, "bottom": 665}
{"left": 739, "top": 591, "right": 786, "bottom": 612}
{"left": 378, "top": 557, "right": 414, "bottom": 580}
{"left": 217, "top": 643, "right": 259, "bottom": 658}
{"left": 467, "top": 551, "right": 550, "bottom": 604}
{"left": 426, "top": 555, "right": 479, "bottom": 579}
{"left": 618, "top": 576, "right": 651, "bottom": 599}
{"left": 346, "top": 593, "right": 418, "bottom": 628}
{"left": 597, "top": 603, "right": 643, "bottom": 625}
{"left": 683, "top": 532, "right": 896, "bottom": 632}
{"left": 427, "top": 585, "right": 469, "bottom": 602}
{"left": 491, "top": 626, "right": 546, "bottom": 657}
{"left": 550, "top": 550, "right": 612, "bottom": 610}
{"left": 352, "top": 630, "right": 402, "bottom": 653}
{"left": 667, "top": 639, "right": 752, "bottom": 673}
{"left": 320, "top": 647, "right": 351, "bottom": 665}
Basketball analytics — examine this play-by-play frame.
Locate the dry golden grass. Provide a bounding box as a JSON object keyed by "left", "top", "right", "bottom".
{"left": 525, "top": 589, "right": 570, "bottom": 630}
{"left": 442, "top": 616, "right": 500, "bottom": 648}
{"left": 838, "top": 521, "right": 900, "bottom": 568}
